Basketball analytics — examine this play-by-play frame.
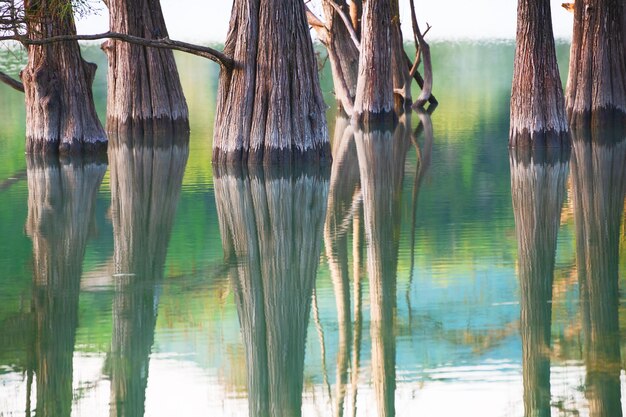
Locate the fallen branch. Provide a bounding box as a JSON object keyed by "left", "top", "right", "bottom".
{"left": 403, "top": 51, "right": 438, "bottom": 105}
{"left": 0, "top": 31, "right": 234, "bottom": 70}
{"left": 0, "top": 69, "right": 23, "bottom": 92}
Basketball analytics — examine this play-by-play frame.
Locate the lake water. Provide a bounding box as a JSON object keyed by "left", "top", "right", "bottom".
{"left": 1, "top": 41, "right": 625, "bottom": 417}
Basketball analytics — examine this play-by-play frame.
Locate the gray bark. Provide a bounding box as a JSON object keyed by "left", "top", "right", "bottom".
{"left": 510, "top": 0, "right": 568, "bottom": 147}
{"left": 353, "top": 0, "right": 396, "bottom": 125}
{"left": 21, "top": 0, "right": 106, "bottom": 154}
{"left": 510, "top": 147, "right": 569, "bottom": 417}
{"left": 25, "top": 154, "right": 106, "bottom": 416}
{"left": 215, "top": 164, "right": 329, "bottom": 417}
{"left": 213, "top": 0, "right": 330, "bottom": 165}
{"left": 103, "top": 0, "right": 189, "bottom": 136}
{"left": 107, "top": 139, "right": 189, "bottom": 417}
{"left": 566, "top": 0, "right": 626, "bottom": 127}
{"left": 571, "top": 127, "right": 626, "bottom": 417}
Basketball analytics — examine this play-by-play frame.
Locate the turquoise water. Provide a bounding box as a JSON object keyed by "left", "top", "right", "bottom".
{"left": 1, "top": 41, "right": 625, "bottom": 417}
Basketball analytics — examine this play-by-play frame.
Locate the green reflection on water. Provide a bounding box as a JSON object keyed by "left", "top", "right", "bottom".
{"left": 0, "top": 41, "right": 625, "bottom": 417}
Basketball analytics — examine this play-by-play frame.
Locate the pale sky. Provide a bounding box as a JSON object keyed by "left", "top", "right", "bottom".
{"left": 75, "top": 0, "right": 574, "bottom": 43}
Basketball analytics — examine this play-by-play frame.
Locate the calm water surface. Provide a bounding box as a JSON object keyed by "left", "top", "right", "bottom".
{"left": 1, "top": 41, "right": 625, "bottom": 417}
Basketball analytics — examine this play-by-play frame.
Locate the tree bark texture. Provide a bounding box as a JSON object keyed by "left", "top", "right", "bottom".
{"left": 25, "top": 154, "right": 106, "bottom": 416}
{"left": 566, "top": 0, "right": 626, "bottom": 127}
{"left": 215, "top": 164, "right": 329, "bottom": 416}
{"left": 390, "top": 0, "right": 411, "bottom": 107}
{"left": 103, "top": 0, "right": 189, "bottom": 136}
{"left": 571, "top": 128, "right": 626, "bottom": 417}
{"left": 510, "top": 0, "right": 568, "bottom": 147}
{"left": 319, "top": 1, "right": 360, "bottom": 116}
{"left": 213, "top": 0, "right": 330, "bottom": 165}
{"left": 21, "top": 0, "right": 106, "bottom": 154}
{"left": 354, "top": 117, "right": 411, "bottom": 417}
{"left": 353, "top": 0, "right": 396, "bottom": 126}
{"left": 108, "top": 140, "right": 188, "bottom": 417}
{"left": 510, "top": 147, "right": 569, "bottom": 417}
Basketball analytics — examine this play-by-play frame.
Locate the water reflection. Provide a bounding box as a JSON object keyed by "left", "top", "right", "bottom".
{"left": 25, "top": 154, "right": 107, "bottom": 417}
{"left": 107, "top": 138, "right": 189, "bottom": 417}
{"left": 322, "top": 112, "right": 432, "bottom": 417}
{"left": 214, "top": 164, "right": 329, "bottom": 417}
{"left": 510, "top": 147, "right": 570, "bottom": 417}
{"left": 571, "top": 128, "right": 626, "bottom": 417}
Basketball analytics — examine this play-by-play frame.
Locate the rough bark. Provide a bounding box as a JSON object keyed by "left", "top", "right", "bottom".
{"left": 21, "top": 0, "right": 106, "bottom": 154}
{"left": 353, "top": 116, "right": 411, "bottom": 417}
{"left": 510, "top": 147, "right": 569, "bottom": 417}
{"left": 215, "top": 164, "right": 329, "bottom": 417}
{"left": 571, "top": 127, "right": 626, "bottom": 417}
{"left": 103, "top": 0, "right": 189, "bottom": 136}
{"left": 510, "top": 0, "right": 568, "bottom": 146}
{"left": 25, "top": 154, "right": 106, "bottom": 416}
{"left": 107, "top": 138, "right": 189, "bottom": 417}
{"left": 213, "top": 0, "right": 330, "bottom": 165}
{"left": 566, "top": 0, "right": 626, "bottom": 127}
{"left": 353, "top": 0, "right": 396, "bottom": 126}
{"left": 319, "top": 1, "right": 360, "bottom": 115}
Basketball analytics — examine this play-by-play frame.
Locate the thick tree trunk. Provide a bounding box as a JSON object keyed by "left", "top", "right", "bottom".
{"left": 215, "top": 164, "right": 329, "bottom": 416}
{"left": 510, "top": 147, "right": 569, "bottom": 417}
{"left": 25, "top": 154, "right": 106, "bottom": 416}
{"left": 213, "top": 0, "right": 330, "bottom": 165}
{"left": 103, "top": 0, "right": 189, "bottom": 136}
{"left": 566, "top": 0, "right": 626, "bottom": 127}
{"left": 571, "top": 128, "right": 626, "bottom": 417}
{"left": 510, "top": 0, "right": 568, "bottom": 147}
{"left": 354, "top": 117, "right": 411, "bottom": 417}
{"left": 107, "top": 139, "right": 188, "bottom": 417}
{"left": 21, "top": 0, "right": 106, "bottom": 154}
{"left": 353, "top": 0, "right": 396, "bottom": 125}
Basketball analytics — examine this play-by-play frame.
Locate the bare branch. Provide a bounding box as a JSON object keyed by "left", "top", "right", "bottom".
{"left": 408, "top": 0, "right": 433, "bottom": 109}
{"left": 323, "top": 0, "right": 360, "bottom": 50}
{"left": 0, "top": 69, "right": 23, "bottom": 92}
{"left": 0, "top": 31, "right": 235, "bottom": 70}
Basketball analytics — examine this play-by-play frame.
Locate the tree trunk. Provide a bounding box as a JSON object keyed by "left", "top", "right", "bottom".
{"left": 21, "top": 0, "right": 106, "bottom": 154}
{"left": 571, "top": 128, "right": 626, "bottom": 417}
{"left": 566, "top": 0, "right": 626, "bottom": 127}
{"left": 213, "top": 0, "right": 330, "bottom": 165}
{"left": 107, "top": 139, "right": 189, "bottom": 417}
{"left": 25, "top": 154, "right": 106, "bottom": 416}
{"left": 215, "top": 164, "right": 329, "bottom": 416}
{"left": 510, "top": 147, "right": 569, "bottom": 417}
{"left": 103, "top": 0, "right": 189, "bottom": 137}
{"left": 353, "top": 0, "right": 396, "bottom": 126}
{"left": 510, "top": 0, "right": 568, "bottom": 147}
{"left": 390, "top": 0, "right": 411, "bottom": 107}
{"left": 320, "top": 1, "right": 360, "bottom": 115}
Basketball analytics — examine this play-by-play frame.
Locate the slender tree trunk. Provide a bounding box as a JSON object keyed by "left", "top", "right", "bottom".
{"left": 103, "top": 0, "right": 189, "bottom": 137}
{"left": 510, "top": 0, "right": 568, "bottom": 147}
{"left": 566, "top": 0, "right": 626, "bottom": 127}
{"left": 215, "top": 164, "right": 329, "bottom": 416}
{"left": 390, "top": 0, "right": 411, "bottom": 107}
{"left": 25, "top": 154, "right": 106, "bottom": 416}
{"left": 21, "top": 0, "right": 106, "bottom": 153}
{"left": 320, "top": 1, "right": 360, "bottom": 115}
{"left": 213, "top": 0, "right": 330, "bottom": 165}
{"left": 571, "top": 128, "right": 626, "bottom": 417}
{"left": 353, "top": 0, "right": 396, "bottom": 126}
{"left": 107, "top": 139, "right": 189, "bottom": 417}
{"left": 510, "top": 147, "right": 569, "bottom": 417}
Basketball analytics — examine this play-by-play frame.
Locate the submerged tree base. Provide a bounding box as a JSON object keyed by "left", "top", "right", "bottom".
{"left": 212, "top": 142, "right": 332, "bottom": 166}
{"left": 107, "top": 116, "right": 190, "bottom": 140}
{"left": 509, "top": 130, "right": 571, "bottom": 149}
{"left": 568, "top": 107, "right": 626, "bottom": 133}
{"left": 26, "top": 137, "right": 108, "bottom": 155}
